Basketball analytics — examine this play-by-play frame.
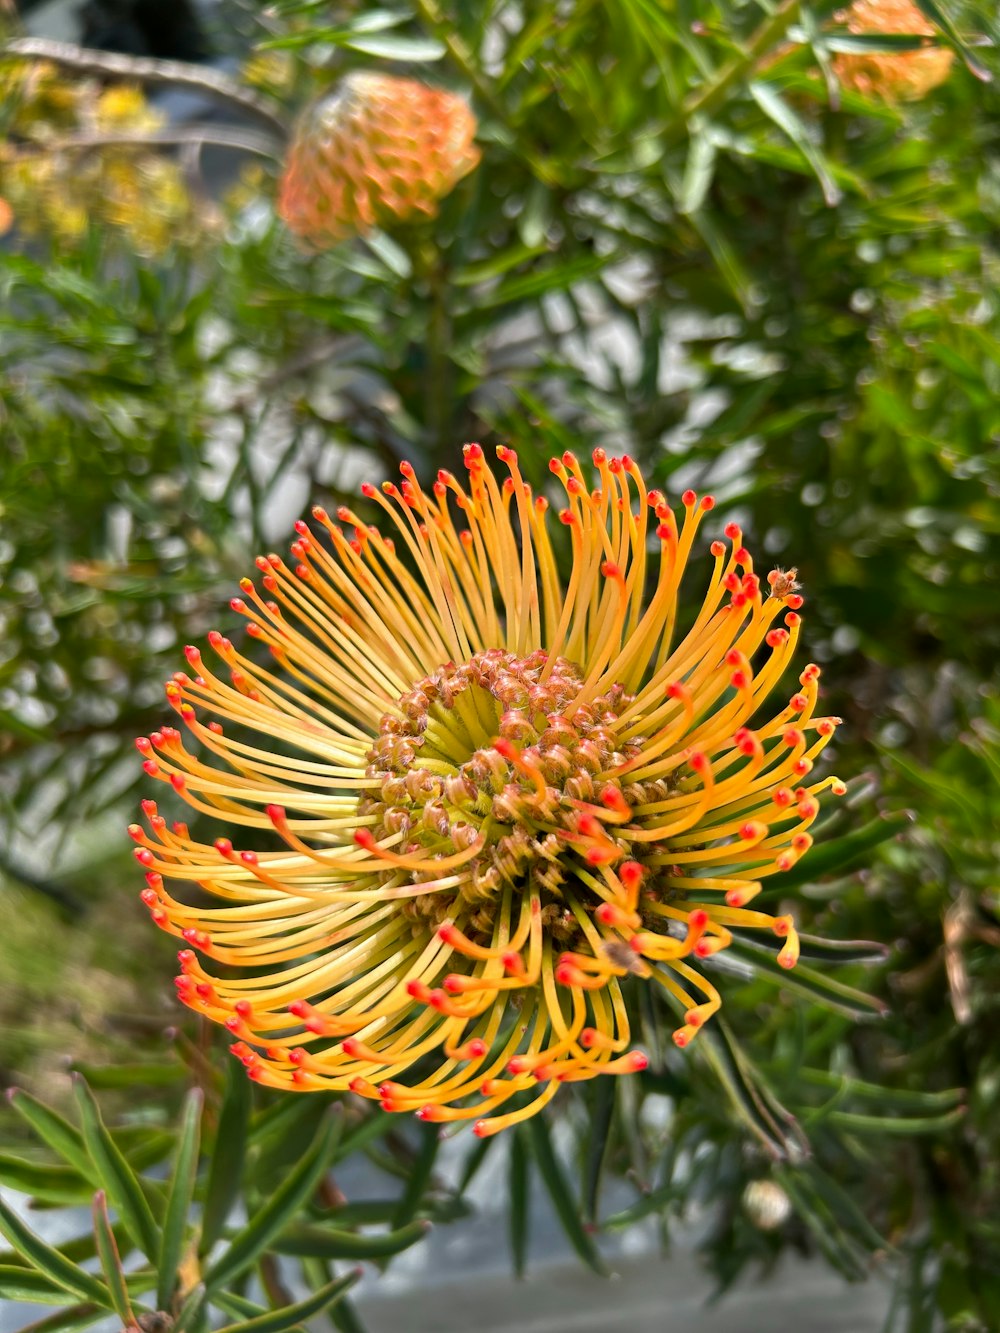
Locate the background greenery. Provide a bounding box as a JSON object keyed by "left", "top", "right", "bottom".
{"left": 1, "top": 1, "right": 998, "bottom": 1330}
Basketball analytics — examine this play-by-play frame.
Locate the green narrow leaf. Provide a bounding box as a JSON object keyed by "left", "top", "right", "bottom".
{"left": 457, "top": 1134, "right": 494, "bottom": 1195}
{"left": 688, "top": 1016, "right": 806, "bottom": 1160}
{"left": 71, "top": 1074, "right": 160, "bottom": 1261}
{"left": 582, "top": 1076, "right": 616, "bottom": 1225}
{"left": 201, "top": 1057, "right": 252, "bottom": 1254}
{"left": 157, "top": 1086, "right": 204, "bottom": 1310}
{"left": 6, "top": 1088, "right": 94, "bottom": 1180}
{"left": 273, "top": 1219, "right": 430, "bottom": 1260}
{"left": 527, "top": 1116, "right": 607, "bottom": 1276}
{"left": 602, "top": 1180, "right": 677, "bottom": 1231}
{"left": 91, "top": 1191, "right": 133, "bottom": 1323}
{"left": 0, "top": 1196, "right": 109, "bottom": 1306}
{"left": 824, "top": 33, "right": 937, "bottom": 53}
{"left": 509, "top": 1126, "right": 530, "bottom": 1277}
{"left": 0, "top": 1153, "right": 91, "bottom": 1204}
{"left": 14, "top": 1307, "right": 105, "bottom": 1333}
{"left": 771, "top": 810, "right": 913, "bottom": 888}
{"left": 392, "top": 1123, "right": 439, "bottom": 1229}
{"left": 677, "top": 131, "right": 717, "bottom": 215}
{"left": 0, "top": 1265, "right": 86, "bottom": 1304}
{"left": 912, "top": 0, "right": 992, "bottom": 81}
{"left": 749, "top": 81, "right": 842, "bottom": 206}
{"left": 799, "top": 1069, "right": 964, "bottom": 1111}
{"left": 685, "top": 210, "right": 753, "bottom": 313}
{"left": 214, "top": 1270, "right": 362, "bottom": 1333}
{"left": 727, "top": 937, "right": 889, "bottom": 1020}
{"left": 793, "top": 934, "right": 889, "bottom": 964}
{"left": 70, "top": 1061, "right": 186, "bottom": 1089}
{"left": 342, "top": 33, "right": 445, "bottom": 59}
{"left": 205, "top": 1108, "right": 341, "bottom": 1291}
{"left": 826, "top": 1106, "right": 967, "bottom": 1135}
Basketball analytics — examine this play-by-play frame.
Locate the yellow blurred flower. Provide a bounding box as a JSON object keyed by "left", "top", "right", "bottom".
{"left": 0, "top": 70, "right": 210, "bottom": 254}
{"left": 135, "top": 448, "right": 846, "bottom": 1136}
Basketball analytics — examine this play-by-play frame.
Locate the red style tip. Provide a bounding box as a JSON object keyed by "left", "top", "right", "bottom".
{"left": 354, "top": 828, "right": 376, "bottom": 848}
{"left": 682, "top": 489, "right": 696, "bottom": 507}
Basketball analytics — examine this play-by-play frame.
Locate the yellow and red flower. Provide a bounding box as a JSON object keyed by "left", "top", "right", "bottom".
{"left": 133, "top": 447, "right": 845, "bottom": 1136}
{"left": 278, "top": 73, "right": 479, "bottom": 248}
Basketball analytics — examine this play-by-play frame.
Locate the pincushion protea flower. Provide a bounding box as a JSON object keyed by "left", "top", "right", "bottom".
{"left": 133, "top": 446, "right": 846, "bottom": 1137}
{"left": 833, "top": 0, "right": 953, "bottom": 100}
{"left": 278, "top": 73, "right": 479, "bottom": 248}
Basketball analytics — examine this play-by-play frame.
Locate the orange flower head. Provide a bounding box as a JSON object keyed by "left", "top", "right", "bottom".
{"left": 135, "top": 447, "right": 847, "bottom": 1136}
{"left": 278, "top": 73, "right": 479, "bottom": 248}
{"left": 833, "top": 0, "right": 953, "bottom": 100}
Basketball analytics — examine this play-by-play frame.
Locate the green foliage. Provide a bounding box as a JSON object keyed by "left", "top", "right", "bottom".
{"left": 2, "top": 0, "right": 1000, "bottom": 1329}
{"left": 0, "top": 1073, "right": 446, "bottom": 1330}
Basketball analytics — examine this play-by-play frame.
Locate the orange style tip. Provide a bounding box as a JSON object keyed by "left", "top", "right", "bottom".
{"left": 725, "top": 890, "right": 748, "bottom": 907}
{"left": 506, "top": 1057, "right": 531, "bottom": 1075}
{"left": 472, "top": 1120, "right": 494, "bottom": 1138}
{"left": 831, "top": 779, "right": 847, "bottom": 796}
{"left": 127, "top": 823, "right": 143, "bottom": 841}
{"left": 627, "top": 1051, "right": 649, "bottom": 1072}
{"left": 777, "top": 952, "right": 797, "bottom": 969}
{"left": 688, "top": 908, "right": 709, "bottom": 929}
{"left": 672, "top": 1030, "right": 690, "bottom": 1048}
{"left": 586, "top": 846, "right": 617, "bottom": 866}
